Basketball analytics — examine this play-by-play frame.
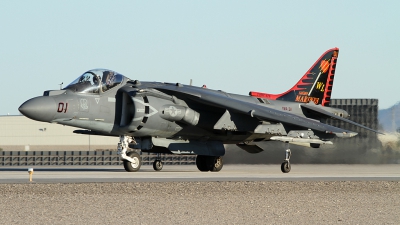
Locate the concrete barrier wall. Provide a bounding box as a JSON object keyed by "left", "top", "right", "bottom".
{"left": 0, "top": 151, "right": 196, "bottom": 166}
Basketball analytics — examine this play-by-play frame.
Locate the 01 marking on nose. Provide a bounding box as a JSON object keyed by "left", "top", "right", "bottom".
{"left": 57, "top": 102, "right": 68, "bottom": 113}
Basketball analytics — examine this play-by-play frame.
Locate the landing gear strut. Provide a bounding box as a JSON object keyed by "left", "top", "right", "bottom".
{"left": 196, "top": 155, "right": 223, "bottom": 172}
{"left": 153, "top": 153, "right": 163, "bottom": 171}
{"left": 118, "top": 135, "right": 142, "bottom": 172}
{"left": 281, "top": 143, "right": 291, "bottom": 173}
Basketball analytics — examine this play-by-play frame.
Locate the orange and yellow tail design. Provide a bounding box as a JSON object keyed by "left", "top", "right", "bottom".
{"left": 249, "top": 48, "right": 339, "bottom": 106}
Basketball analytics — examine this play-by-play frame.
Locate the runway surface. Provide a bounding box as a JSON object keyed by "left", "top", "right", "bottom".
{"left": 1, "top": 164, "right": 399, "bottom": 183}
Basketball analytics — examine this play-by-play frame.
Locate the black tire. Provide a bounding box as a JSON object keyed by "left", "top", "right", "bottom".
{"left": 281, "top": 161, "right": 291, "bottom": 173}
{"left": 123, "top": 151, "right": 142, "bottom": 172}
{"left": 196, "top": 155, "right": 209, "bottom": 172}
{"left": 153, "top": 159, "right": 163, "bottom": 171}
{"left": 210, "top": 156, "right": 223, "bottom": 172}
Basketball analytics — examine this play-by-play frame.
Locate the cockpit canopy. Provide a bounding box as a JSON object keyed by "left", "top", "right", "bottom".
{"left": 64, "top": 69, "right": 125, "bottom": 94}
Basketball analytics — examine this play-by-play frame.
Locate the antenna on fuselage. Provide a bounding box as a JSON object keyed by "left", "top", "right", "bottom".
{"left": 190, "top": 79, "right": 192, "bottom": 86}
{"left": 59, "top": 82, "right": 63, "bottom": 90}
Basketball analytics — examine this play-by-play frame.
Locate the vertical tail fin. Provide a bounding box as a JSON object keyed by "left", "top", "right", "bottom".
{"left": 250, "top": 48, "right": 339, "bottom": 106}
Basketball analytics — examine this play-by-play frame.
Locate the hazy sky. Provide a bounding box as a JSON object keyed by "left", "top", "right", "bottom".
{"left": 1, "top": 1, "right": 399, "bottom": 115}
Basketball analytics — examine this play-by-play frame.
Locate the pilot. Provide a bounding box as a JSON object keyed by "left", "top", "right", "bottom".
{"left": 102, "top": 71, "right": 114, "bottom": 92}
{"left": 92, "top": 75, "right": 101, "bottom": 93}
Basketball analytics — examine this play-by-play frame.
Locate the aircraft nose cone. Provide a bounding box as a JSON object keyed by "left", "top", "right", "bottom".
{"left": 19, "top": 96, "right": 56, "bottom": 122}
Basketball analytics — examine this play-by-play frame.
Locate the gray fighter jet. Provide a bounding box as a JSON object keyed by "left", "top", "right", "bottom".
{"left": 19, "top": 48, "right": 380, "bottom": 173}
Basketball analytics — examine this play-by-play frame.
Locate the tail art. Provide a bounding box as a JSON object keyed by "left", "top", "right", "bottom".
{"left": 250, "top": 48, "right": 339, "bottom": 106}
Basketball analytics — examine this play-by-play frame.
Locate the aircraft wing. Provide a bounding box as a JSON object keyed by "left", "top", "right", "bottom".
{"left": 153, "top": 85, "right": 356, "bottom": 137}
{"left": 301, "top": 104, "right": 383, "bottom": 134}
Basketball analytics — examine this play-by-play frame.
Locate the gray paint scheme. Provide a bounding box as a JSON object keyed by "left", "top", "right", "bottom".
{"left": 18, "top": 66, "right": 379, "bottom": 172}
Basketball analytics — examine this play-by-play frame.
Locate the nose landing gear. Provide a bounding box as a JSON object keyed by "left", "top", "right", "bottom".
{"left": 119, "top": 135, "right": 142, "bottom": 172}
{"left": 123, "top": 151, "right": 142, "bottom": 172}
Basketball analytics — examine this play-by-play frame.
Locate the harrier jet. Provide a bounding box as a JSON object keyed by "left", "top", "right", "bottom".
{"left": 19, "top": 48, "right": 379, "bottom": 173}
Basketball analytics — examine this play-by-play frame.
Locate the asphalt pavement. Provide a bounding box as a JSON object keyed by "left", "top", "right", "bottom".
{"left": 1, "top": 164, "right": 399, "bottom": 183}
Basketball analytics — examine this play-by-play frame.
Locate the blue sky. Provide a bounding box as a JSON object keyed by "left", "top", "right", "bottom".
{"left": 1, "top": 1, "right": 399, "bottom": 115}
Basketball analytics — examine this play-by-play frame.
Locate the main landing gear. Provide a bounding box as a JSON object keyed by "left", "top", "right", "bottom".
{"left": 281, "top": 143, "right": 291, "bottom": 173}
{"left": 196, "top": 155, "right": 223, "bottom": 172}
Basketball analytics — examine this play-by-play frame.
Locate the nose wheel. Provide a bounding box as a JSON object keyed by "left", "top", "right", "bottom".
{"left": 123, "top": 151, "right": 142, "bottom": 172}
{"left": 153, "top": 154, "right": 163, "bottom": 171}
{"left": 281, "top": 147, "right": 291, "bottom": 173}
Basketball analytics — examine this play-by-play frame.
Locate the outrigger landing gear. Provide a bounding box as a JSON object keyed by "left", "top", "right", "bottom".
{"left": 281, "top": 143, "right": 291, "bottom": 173}
{"left": 153, "top": 153, "right": 163, "bottom": 171}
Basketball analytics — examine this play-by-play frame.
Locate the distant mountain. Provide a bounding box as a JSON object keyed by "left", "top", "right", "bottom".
{"left": 378, "top": 102, "right": 400, "bottom": 132}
